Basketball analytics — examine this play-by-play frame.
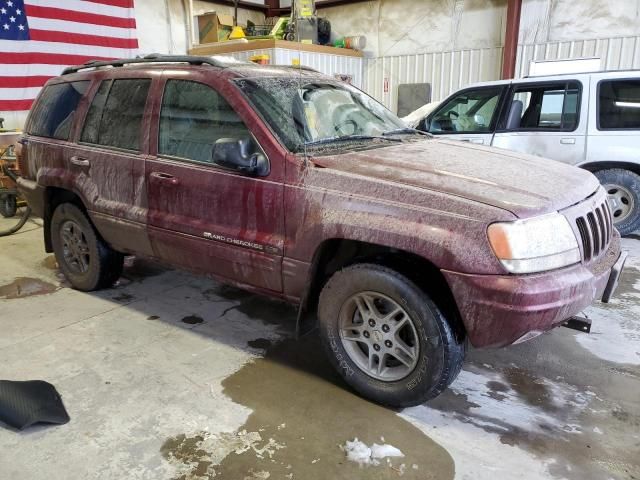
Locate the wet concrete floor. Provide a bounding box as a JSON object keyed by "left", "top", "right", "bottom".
{"left": 0, "top": 226, "right": 638, "bottom": 480}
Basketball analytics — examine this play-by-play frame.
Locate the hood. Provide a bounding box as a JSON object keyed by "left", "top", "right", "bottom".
{"left": 311, "top": 139, "right": 599, "bottom": 218}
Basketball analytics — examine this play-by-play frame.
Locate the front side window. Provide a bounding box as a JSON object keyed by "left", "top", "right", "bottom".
{"left": 27, "top": 81, "right": 89, "bottom": 140}
{"left": 505, "top": 82, "right": 580, "bottom": 131}
{"left": 599, "top": 79, "right": 640, "bottom": 130}
{"left": 158, "top": 80, "right": 257, "bottom": 164}
{"left": 81, "top": 78, "right": 151, "bottom": 151}
{"left": 428, "top": 88, "right": 503, "bottom": 134}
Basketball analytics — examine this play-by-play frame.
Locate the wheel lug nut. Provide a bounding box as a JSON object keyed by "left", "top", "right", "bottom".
{"left": 373, "top": 344, "right": 380, "bottom": 351}
{"left": 368, "top": 319, "right": 376, "bottom": 327}
{"left": 385, "top": 340, "right": 392, "bottom": 348}
{"left": 363, "top": 331, "right": 370, "bottom": 338}
{"left": 382, "top": 324, "right": 390, "bottom": 333}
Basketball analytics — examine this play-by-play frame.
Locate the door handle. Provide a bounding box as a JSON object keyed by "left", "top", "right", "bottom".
{"left": 560, "top": 138, "right": 576, "bottom": 145}
{"left": 70, "top": 156, "right": 90, "bottom": 166}
{"left": 150, "top": 171, "right": 180, "bottom": 186}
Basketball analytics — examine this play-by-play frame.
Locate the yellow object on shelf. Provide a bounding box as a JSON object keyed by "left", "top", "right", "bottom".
{"left": 229, "top": 26, "right": 246, "bottom": 40}
{"left": 291, "top": 58, "right": 300, "bottom": 66}
{"left": 249, "top": 54, "right": 270, "bottom": 65}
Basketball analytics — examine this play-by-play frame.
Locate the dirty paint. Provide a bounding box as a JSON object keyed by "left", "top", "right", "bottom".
{"left": 162, "top": 335, "right": 455, "bottom": 480}
{"left": 0, "top": 277, "right": 58, "bottom": 299}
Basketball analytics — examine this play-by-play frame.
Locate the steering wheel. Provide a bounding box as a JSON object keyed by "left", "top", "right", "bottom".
{"left": 334, "top": 119, "right": 358, "bottom": 136}
{"left": 447, "top": 110, "right": 459, "bottom": 119}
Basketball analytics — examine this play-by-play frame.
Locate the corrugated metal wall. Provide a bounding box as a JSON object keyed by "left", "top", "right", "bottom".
{"left": 516, "top": 35, "right": 640, "bottom": 77}
{"left": 363, "top": 47, "right": 503, "bottom": 111}
{"left": 365, "top": 35, "right": 640, "bottom": 114}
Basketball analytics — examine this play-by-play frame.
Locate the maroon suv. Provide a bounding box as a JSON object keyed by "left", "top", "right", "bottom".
{"left": 17, "top": 55, "right": 626, "bottom": 407}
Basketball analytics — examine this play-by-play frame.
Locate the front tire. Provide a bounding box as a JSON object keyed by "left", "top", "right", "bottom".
{"left": 594, "top": 168, "right": 640, "bottom": 236}
{"left": 318, "top": 263, "right": 466, "bottom": 407}
{"left": 51, "top": 203, "right": 124, "bottom": 291}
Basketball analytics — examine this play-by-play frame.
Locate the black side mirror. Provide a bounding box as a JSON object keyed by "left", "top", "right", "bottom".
{"left": 212, "top": 137, "right": 269, "bottom": 176}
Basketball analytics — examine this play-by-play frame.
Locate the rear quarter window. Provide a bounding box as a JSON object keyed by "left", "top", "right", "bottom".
{"left": 598, "top": 79, "right": 640, "bottom": 130}
{"left": 27, "top": 81, "right": 89, "bottom": 140}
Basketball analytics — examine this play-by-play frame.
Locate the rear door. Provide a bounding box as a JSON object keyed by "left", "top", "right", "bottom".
{"left": 425, "top": 85, "right": 507, "bottom": 145}
{"left": 70, "top": 76, "right": 154, "bottom": 255}
{"left": 492, "top": 80, "right": 587, "bottom": 165}
{"left": 145, "top": 76, "right": 285, "bottom": 293}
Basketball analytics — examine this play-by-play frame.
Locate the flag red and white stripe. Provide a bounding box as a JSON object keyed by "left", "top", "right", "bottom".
{"left": 0, "top": 0, "right": 138, "bottom": 113}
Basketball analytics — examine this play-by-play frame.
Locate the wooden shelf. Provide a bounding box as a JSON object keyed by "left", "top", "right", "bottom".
{"left": 189, "top": 39, "right": 363, "bottom": 58}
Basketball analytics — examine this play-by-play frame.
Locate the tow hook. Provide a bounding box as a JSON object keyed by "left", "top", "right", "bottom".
{"left": 563, "top": 315, "right": 592, "bottom": 334}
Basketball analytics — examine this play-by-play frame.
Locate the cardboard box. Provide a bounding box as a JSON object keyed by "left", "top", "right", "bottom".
{"left": 197, "top": 12, "right": 235, "bottom": 44}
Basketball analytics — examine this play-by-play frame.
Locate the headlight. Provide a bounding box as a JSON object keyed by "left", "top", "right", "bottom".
{"left": 487, "top": 213, "right": 580, "bottom": 274}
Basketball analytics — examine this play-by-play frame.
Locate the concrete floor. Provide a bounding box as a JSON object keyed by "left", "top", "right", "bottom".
{"left": 0, "top": 220, "right": 639, "bottom": 480}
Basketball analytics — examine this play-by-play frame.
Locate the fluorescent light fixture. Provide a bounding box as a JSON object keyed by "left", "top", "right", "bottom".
{"left": 615, "top": 101, "right": 640, "bottom": 108}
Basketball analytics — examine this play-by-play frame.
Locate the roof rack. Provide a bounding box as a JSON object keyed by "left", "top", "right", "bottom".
{"left": 61, "top": 54, "right": 248, "bottom": 75}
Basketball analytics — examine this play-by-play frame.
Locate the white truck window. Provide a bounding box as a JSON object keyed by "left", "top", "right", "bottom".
{"left": 506, "top": 82, "right": 580, "bottom": 131}
{"left": 599, "top": 80, "right": 640, "bottom": 130}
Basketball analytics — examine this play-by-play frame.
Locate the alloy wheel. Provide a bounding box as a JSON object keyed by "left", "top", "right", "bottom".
{"left": 339, "top": 291, "right": 420, "bottom": 381}
{"left": 60, "top": 220, "right": 91, "bottom": 274}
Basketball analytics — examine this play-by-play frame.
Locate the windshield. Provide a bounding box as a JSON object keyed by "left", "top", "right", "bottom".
{"left": 235, "top": 77, "right": 409, "bottom": 153}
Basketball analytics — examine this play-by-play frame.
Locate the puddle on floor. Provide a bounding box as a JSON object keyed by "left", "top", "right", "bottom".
{"left": 162, "top": 335, "right": 455, "bottom": 480}
{"left": 0, "top": 277, "right": 58, "bottom": 299}
{"left": 181, "top": 315, "right": 204, "bottom": 325}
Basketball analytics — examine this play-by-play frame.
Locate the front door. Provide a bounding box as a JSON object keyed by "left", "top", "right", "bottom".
{"left": 425, "top": 86, "right": 506, "bottom": 145}
{"left": 492, "top": 80, "right": 587, "bottom": 166}
{"left": 146, "top": 78, "right": 285, "bottom": 293}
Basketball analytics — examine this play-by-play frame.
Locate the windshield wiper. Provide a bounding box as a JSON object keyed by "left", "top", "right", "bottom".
{"left": 382, "top": 127, "right": 429, "bottom": 136}
{"left": 304, "top": 134, "right": 403, "bottom": 147}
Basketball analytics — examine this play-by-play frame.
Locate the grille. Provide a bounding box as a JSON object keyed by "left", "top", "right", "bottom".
{"left": 575, "top": 200, "right": 613, "bottom": 262}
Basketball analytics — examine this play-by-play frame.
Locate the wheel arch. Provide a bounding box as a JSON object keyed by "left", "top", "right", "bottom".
{"left": 579, "top": 161, "right": 640, "bottom": 176}
{"left": 297, "top": 238, "right": 466, "bottom": 342}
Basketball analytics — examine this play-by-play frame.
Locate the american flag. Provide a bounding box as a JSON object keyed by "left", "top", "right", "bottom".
{"left": 0, "top": 0, "right": 138, "bottom": 112}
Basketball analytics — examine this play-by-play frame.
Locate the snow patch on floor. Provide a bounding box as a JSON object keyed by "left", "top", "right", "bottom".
{"left": 341, "top": 438, "right": 404, "bottom": 466}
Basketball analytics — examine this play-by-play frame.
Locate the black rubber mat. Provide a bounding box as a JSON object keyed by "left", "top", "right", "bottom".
{"left": 0, "top": 380, "right": 70, "bottom": 430}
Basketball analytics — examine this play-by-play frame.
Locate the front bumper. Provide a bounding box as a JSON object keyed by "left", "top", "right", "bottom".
{"left": 443, "top": 234, "right": 623, "bottom": 348}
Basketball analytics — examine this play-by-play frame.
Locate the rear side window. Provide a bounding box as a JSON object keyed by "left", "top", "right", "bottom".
{"left": 158, "top": 80, "right": 252, "bottom": 163}
{"left": 599, "top": 80, "right": 640, "bottom": 130}
{"left": 506, "top": 82, "right": 581, "bottom": 131}
{"left": 81, "top": 78, "right": 151, "bottom": 151}
{"left": 28, "top": 81, "right": 89, "bottom": 140}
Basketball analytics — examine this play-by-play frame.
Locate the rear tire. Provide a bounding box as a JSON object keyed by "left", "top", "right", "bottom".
{"left": 0, "top": 194, "right": 17, "bottom": 218}
{"left": 594, "top": 168, "right": 640, "bottom": 236}
{"left": 51, "top": 203, "right": 124, "bottom": 291}
{"left": 318, "top": 263, "right": 466, "bottom": 407}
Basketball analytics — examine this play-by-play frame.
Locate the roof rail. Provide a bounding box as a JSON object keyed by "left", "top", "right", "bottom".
{"left": 61, "top": 54, "right": 248, "bottom": 75}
